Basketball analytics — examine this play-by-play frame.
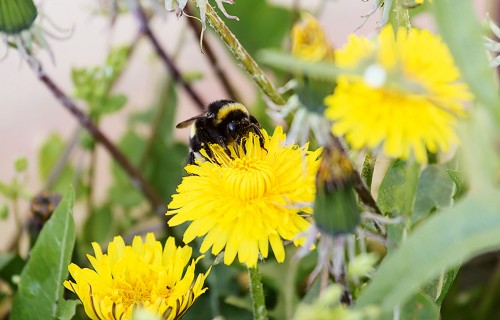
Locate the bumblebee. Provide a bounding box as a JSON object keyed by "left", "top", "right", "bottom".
{"left": 176, "top": 100, "right": 265, "bottom": 164}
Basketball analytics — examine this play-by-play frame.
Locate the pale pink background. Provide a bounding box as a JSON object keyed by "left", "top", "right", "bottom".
{"left": 0, "top": 0, "right": 488, "bottom": 251}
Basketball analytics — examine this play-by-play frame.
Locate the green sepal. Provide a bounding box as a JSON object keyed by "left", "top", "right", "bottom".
{"left": 314, "top": 182, "right": 361, "bottom": 236}
{"left": 0, "top": 0, "right": 37, "bottom": 34}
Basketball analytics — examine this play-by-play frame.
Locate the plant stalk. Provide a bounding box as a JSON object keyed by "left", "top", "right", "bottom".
{"left": 248, "top": 265, "right": 269, "bottom": 320}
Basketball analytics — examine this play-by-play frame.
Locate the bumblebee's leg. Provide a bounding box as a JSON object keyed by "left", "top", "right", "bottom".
{"left": 187, "top": 151, "right": 196, "bottom": 165}
{"left": 250, "top": 123, "right": 267, "bottom": 151}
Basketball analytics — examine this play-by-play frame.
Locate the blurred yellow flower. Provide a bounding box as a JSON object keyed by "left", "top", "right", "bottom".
{"left": 167, "top": 126, "right": 321, "bottom": 268}
{"left": 325, "top": 26, "right": 472, "bottom": 163}
{"left": 64, "top": 234, "right": 209, "bottom": 320}
{"left": 291, "top": 12, "right": 334, "bottom": 62}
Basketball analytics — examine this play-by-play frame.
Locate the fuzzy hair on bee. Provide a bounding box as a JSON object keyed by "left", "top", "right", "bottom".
{"left": 176, "top": 100, "right": 265, "bottom": 164}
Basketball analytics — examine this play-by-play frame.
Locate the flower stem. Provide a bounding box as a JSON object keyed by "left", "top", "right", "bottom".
{"left": 205, "top": 4, "right": 286, "bottom": 106}
{"left": 248, "top": 265, "right": 268, "bottom": 320}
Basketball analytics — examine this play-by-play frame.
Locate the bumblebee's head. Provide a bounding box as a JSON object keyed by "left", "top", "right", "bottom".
{"left": 226, "top": 117, "right": 252, "bottom": 139}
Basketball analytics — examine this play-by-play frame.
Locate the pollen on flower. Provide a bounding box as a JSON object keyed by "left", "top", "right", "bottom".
{"left": 167, "top": 126, "right": 321, "bottom": 268}
{"left": 324, "top": 25, "right": 472, "bottom": 163}
{"left": 64, "top": 234, "right": 209, "bottom": 320}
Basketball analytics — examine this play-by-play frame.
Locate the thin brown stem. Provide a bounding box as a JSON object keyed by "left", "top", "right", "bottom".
{"left": 130, "top": 0, "right": 206, "bottom": 110}
{"left": 28, "top": 62, "right": 166, "bottom": 217}
{"left": 184, "top": 5, "right": 242, "bottom": 102}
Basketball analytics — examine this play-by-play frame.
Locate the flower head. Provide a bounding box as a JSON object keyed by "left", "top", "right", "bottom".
{"left": 291, "top": 12, "right": 334, "bottom": 62}
{"left": 167, "top": 126, "right": 321, "bottom": 268}
{"left": 64, "top": 234, "right": 209, "bottom": 320}
{"left": 325, "top": 25, "right": 472, "bottom": 163}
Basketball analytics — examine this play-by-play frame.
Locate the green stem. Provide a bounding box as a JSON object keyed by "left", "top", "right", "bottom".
{"left": 205, "top": 4, "right": 286, "bottom": 106}
{"left": 248, "top": 265, "right": 268, "bottom": 320}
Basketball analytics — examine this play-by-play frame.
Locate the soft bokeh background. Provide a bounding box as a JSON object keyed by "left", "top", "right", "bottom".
{"left": 0, "top": 0, "right": 488, "bottom": 251}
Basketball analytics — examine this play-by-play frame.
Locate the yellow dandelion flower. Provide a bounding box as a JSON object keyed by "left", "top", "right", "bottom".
{"left": 167, "top": 126, "right": 322, "bottom": 268}
{"left": 64, "top": 234, "right": 209, "bottom": 320}
{"left": 291, "top": 12, "right": 334, "bottom": 62}
{"left": 325, "top": 25, "right": 472, "bottom": 163}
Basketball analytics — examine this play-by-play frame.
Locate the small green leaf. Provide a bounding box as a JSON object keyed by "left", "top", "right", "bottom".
{"left": 0, "top": 253, "right": 25, "bottom": 288}
{"left": 98, "top": 94, "right": 127, "bottom": 116}
{"left": 14, "top": 157, "right": 28, "bottom": 173}
{"left": 400, "top": 292, "right": 440, "bottom": 320}
{"left": 82, "top": 205, "right": 114, "bottom": 245}
{"left": 56, "top": 299, "right": 80, "bottom": 320}
{"left": 0, "top": 0, "right": 38, "bottom": 34}
{"left": 38, "top": 134, "right": 76, "bottom": 193}
{"left": 0, "top": 204, "right": 8, "bottom": 219}
{"left": 446, "top": 169, "right": 466, "bottom": 200}
{"left": 377, "top": 160, "right": 420, "bottom": 217}
{"left": 11, "top": 187, "right": 76, "bottom": 320}
{"left": 356, "top": 196, "right": 500, "bottom": 313}
{"left": 412, "top": 164, "right": 455, "bottom": 223}
{"left": 259, "top": 50, "right": 342, "bottom": 81}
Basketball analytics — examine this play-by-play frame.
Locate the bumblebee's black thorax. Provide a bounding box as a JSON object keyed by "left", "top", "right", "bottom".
{"left": 179, "top": 100, "right": 264, "bottom": 164}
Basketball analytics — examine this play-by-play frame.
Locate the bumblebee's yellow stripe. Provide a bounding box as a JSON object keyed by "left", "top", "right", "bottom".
{"left": 215, "top": 103, "right": 248, "bottom": 124}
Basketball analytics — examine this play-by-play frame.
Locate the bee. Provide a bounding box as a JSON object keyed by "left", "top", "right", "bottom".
{"left": 176, "top": 99, "right": 265, "bottom": 164}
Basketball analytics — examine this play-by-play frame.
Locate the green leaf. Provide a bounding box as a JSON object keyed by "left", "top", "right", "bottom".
{"left": 433, "top": 0, "right": 500, "bottom": 121}
{"left": 447, "top": 169, "right": 466, "bottom": 200}
{"left": 11, "top": 187, "right": 76, "bottom": 320}
{"left": 259, "top": 50, "right": 342, "bottom": 81}
{"left": 356, "top": 196, "right": 500, "bottom": 313}
{"left": 82, "top": 205, "right": 114, "bottom": 245}
{"left": 223, "top": 0, "right": 293, "bottom": 56}
{"left": 377, "top": 160, "right": 420, "bottom": 217}
{"left": 0, "top": 0, "right": 37, "bottom": 34}
{"left": 400, "top": 292, "right": 440, "bottom": 320}
{"left": 412, "top": 163, "right": 455, "bottom": 223}
{"left": 0, "top": 203, "right": 8, "bottom": 219}
{"left": 0, "top": 253, "right": 25, "bottom": 288}
{"left": 38, "top": 134, "right": 76, "bottom": 194}
{"left": 97, "top": 94, "right": 127, "bottom": 116}
{"left": 56, "top": 299, "right": 80, "bottom": 320}
{"left": 14, "top": 157, "right": 28, "bottom": 173}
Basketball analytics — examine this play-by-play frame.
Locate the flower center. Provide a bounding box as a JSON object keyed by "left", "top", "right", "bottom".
{"left": 224, "top": 158, "right": 276, "bottom": 202}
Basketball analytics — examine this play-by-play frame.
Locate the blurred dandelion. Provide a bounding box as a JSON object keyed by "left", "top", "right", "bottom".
{"left": 270, "top": 12, "right": 335, "bottom": 145}
{"left": 325, "top": 25, "right": 472, "bottom": 163}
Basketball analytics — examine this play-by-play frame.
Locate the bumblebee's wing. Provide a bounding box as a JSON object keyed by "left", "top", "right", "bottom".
{"left": 176, "top": 113, "right": 212, "bottom": 128}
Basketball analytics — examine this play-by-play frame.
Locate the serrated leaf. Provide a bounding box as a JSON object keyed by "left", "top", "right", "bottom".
{"left": 356, "top": 196, "right": 500, "bottom": 313}
{"left": 11, "top": 187, "right": 76, "bottom": 320}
